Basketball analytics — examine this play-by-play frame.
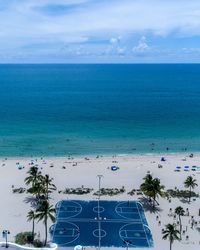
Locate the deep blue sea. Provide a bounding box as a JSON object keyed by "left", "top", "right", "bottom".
{"left": 0, "top": 64, "right": 200, "bottom": 156}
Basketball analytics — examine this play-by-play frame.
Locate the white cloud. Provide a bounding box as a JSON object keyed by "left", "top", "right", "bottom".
{"left": 110, "top": 36, "right": 121, "bottom": 44}
{"left": 1, "top": 0, "right": 200, "bottom": 62}
{"left": 117, "top": 47, "right": 126, "bottom": 55}
{"left": 2, "top": 0, "right": 200, "bottom": 44}
{"left": 182, "top": 47, "right": 200, "bottom": 53}
{"left": 132, "top": 36, "right": 149, "bottom": 53}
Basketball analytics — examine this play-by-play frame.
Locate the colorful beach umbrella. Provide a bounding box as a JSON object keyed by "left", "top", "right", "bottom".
{"left": 111, "top": 166, "right": 118, "bottom": 171}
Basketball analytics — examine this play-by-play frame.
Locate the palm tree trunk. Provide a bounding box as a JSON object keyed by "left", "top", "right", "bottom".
{"left": 189, "top": 187, "right": 191, "bottom": 202}
{"left": 170, "top": 240, "right": 172, "bottom": 250}
{"left": 152, "top": 197, "right": 155, "bottom": 208}
{"left": 32, "top": 218, "right": 35, "bottom": 242}
{"left": 153, "top": 193, "right": 157, "bottom": 208}
{"left": 153, "top": 193, "right": 156, "bottom": 208}
{"left": 44, "top": 216, "right": 47, "bottom": 246}
{"left": 46, "top": 183, "right": 49, "bottom": 200}
{"left": 179, "top": 215, "right": 182, "bottom": 239}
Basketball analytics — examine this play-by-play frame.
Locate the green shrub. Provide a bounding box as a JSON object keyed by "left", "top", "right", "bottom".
{"left": 61, "top": 187, "right": 93, "bottom": 195}
{"left": 93, "top": 187, "right": 125, "bottom": 196}
{"left": 167, "top": 189, "right": 199, "bottom": 198}
{"left": 15, "top": 232, "right": 32, "bottom": 245}
{"left": 33, "top": 239, "right": 43, "bottom": 247}
{"left": 12, "top": 187, "right": 26, "bottom": 194}
{"left": 128, "top": 189, "right": 136, "bottom": 195}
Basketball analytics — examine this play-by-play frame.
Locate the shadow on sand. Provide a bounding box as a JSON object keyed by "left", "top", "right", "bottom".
{"left": 138, "top": 196, "right": 163, "bottom": 214}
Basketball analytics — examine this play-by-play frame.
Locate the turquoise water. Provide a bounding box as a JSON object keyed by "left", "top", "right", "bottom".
{"left": 0, "top": 64, "right": 200, "bottom": 156}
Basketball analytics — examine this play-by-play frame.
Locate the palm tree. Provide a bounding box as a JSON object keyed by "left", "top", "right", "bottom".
{"left": 27, "top": 210, "right": 36, "bottom": 242}
{"left": 27, "top": 181, "right": 45, "bottom": 199}
{"left": 140, "top": 174, "right": 153, "bottom": 202}
{"left": 41, "top": 175, "right": 57, "bottom": 200}
{"left": 25, "top": 167, "right": 44, "bottom": 208}
{"left": 25, "top": 166, "right": 43, "bottom": 189}
{"left": 151, "top": 178, "right": 165, "bottom": 206}
{"left": 140, "top": 174, "right": 165, "bottom": 208}
{"left": 36, "top": 200, "right": 55, "bottom": 246}
{"left": 175, "top": 206, "right": 185, "bottom": 239}
{"left": 184, "top": 176, "right": 198, "bottom": 202}
{"left": 162, "top": 223, "right": 180, "bottom": 250}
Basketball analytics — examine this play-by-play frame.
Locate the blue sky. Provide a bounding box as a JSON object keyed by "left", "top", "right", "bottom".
{"left": 1, "top": 0, "right": 200, "bottom": 63}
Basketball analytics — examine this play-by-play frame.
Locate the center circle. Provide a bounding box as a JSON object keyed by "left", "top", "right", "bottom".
{"left": 93, "top": 229, "right": 106, "bottom": 238}
{"left": 93, "top": 206, "right": 105, "bottom": 213}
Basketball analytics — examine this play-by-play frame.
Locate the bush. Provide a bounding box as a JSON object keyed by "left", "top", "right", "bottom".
{"left": 167, "top": 189, "right": 199, "bottom": 198}
{"left": 60, "top": 187, "right": 93, "bottom": 195}
{"left": 93, "top": 187, "right": 125, "bottom": 196}
{"left": 33, "top": 239, "right": 43, "bottom": 247}
{"left": 15, "top": 232, "right": 32, "bottom": 245}
{"left": 127, "top": 189, "right": 136, "bottom": 195}
{"left": 12, "top": 187, "right": 26, "bottom": 194}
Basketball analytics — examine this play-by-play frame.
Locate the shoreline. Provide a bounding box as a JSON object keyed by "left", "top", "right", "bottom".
{"left": 0, "top": 150, "right": 197, "bottom": 160}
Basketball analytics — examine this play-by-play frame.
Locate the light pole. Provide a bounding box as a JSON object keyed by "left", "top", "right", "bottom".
{"left": 123, "top": 240, "right": 132, "bottom": 250}
{"left": 97, "top": 175, "right": 103, "bottom": 220}
{"left": 97, "top": 175, "right": 103, "bottom": 250}
{"left": 2, "top": 230, "right": 10, "bottom": 248}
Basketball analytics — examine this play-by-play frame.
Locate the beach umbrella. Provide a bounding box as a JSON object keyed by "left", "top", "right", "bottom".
{"left": 161, "top": 157, "right": 166, "bottom": 161}
{"left": 184, "top": 166, "right": 189, "bottom": 168}
{"left": 111, "top": 166, "right": 118, "bottom": 171}
{"left": 176, "top": 166, "right": 181, "bottom": 169}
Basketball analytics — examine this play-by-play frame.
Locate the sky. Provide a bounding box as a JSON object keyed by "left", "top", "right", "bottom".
{"left": 1, "top": 0, "right": 200, "bottom": 63}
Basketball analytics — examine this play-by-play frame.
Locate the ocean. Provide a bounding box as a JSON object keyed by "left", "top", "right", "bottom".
{"left": 0, "top": 64, "right": 200, "bottom": 156}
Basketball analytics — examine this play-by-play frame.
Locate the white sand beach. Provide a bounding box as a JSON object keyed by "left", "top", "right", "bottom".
{"left": 0, "top": 153, "right": 200, "bottom": 250}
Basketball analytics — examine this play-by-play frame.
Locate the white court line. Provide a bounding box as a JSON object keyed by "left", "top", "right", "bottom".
{"left": 120, "top": 206, "right": 137, "bottom": 210}
{"left": 119, "top": 223, "right": 136, "bottom": 248}
{"left": 54, "top": 235, "right": 76, "bottom": 238}
{"left": 121, "top": 229, "right": 145, "bottom": 233}
{"left": 124, "top": 230, "right": 147, "bottom": 239}
{"left": 117, "top": 207, "right": 122, "bottom": 213}
{"left": 63, "top": 206, "right": 77, "bottom": 212}
{"left": 115, "top": 201, "right": 140, "bottom": 220}
{"left": 54, "top": 222, "right": 80, "bottom": 245}
{"left": 126, "top": 236, "right": 147, "bottom": 240}
{"left": 119, "top": 222, "right": 147, "bottom": 249}
{"left": 136, "top": 202, "right": 150, "bottom": 247}
{"left": 56, "top": 234, "right": 74, "bottom": 238}
{"left": 55, "top": 228, "right": 74, "bottom": 236}
{"left": 54, "top": 201, "right": 150, "bottom": 247}
{"left": 57, "top": 201, "right": 83, "bottom": 219}
{"left": 62, "top": 206, "right": 81, "bottom": 212}
{"left": 119, "top": 228, "right": 144, "bottom": 238}
{"left": 53, "top": 201, "right": 63, "bottom": 241}
{"left": 116, "top": 207, "right": 138, "bottom": 214}
{"left": 57, "top": 218, "right": 141, "bottom": 224}
{"left": 92, "top": 229, "right": 107, "bottom": 238}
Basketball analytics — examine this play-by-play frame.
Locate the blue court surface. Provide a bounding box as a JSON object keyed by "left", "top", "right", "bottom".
{"left": 50, "top": 200, "right": 153, "bottom": 248}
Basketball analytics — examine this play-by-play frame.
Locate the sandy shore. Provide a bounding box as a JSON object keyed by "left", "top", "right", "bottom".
{"left": 0, "top": 153, "right": 200, "bottom": 250}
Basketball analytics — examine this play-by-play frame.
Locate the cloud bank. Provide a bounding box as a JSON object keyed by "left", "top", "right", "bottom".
{"left": 0, "top": 0, "right": 200, "bottom": 62}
